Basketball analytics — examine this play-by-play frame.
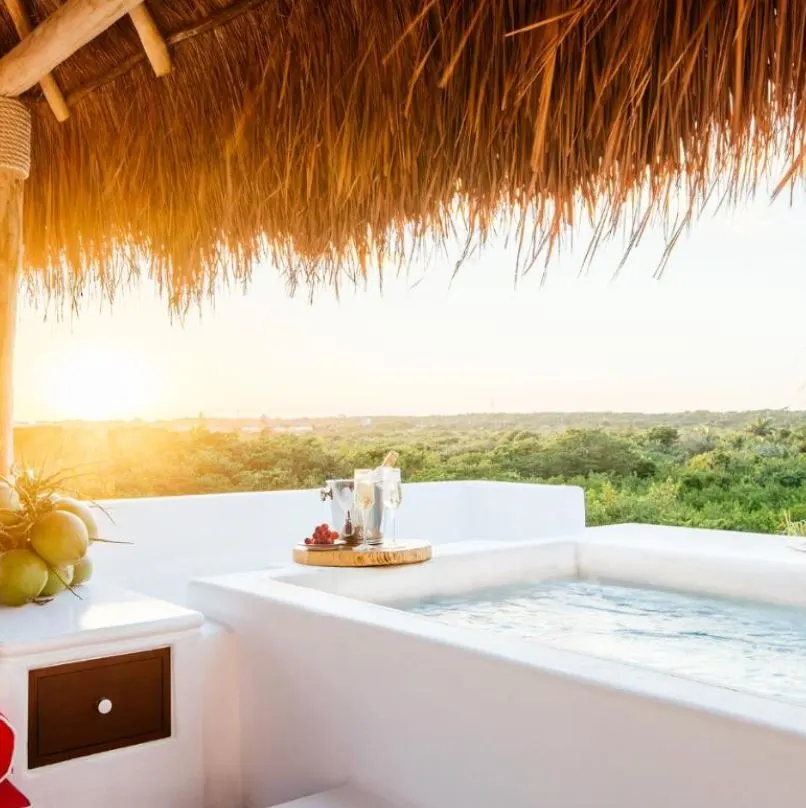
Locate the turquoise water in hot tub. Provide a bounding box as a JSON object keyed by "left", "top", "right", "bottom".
{"left": 402, "top": 581, "right": 806, "bottom": 703}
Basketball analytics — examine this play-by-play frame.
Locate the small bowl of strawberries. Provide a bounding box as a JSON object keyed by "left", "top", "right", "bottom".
{"left": 302, "top": 523, "right": 341, "bottom": 549}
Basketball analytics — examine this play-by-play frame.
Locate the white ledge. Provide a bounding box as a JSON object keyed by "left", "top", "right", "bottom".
{"left": 0, "top": 582, "right": 203, "bottom": 658}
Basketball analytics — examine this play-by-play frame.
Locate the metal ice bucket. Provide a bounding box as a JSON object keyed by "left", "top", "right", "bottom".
{"left": 320, "top": 478, "right": 384, "bottom": 541}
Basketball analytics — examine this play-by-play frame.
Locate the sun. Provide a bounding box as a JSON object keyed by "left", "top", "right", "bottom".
{"left": 44, "top": 346, "right": 156, "bottom": 422}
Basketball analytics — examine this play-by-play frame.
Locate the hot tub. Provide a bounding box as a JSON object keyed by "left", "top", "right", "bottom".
{"left": 401, "top": 578, "right": 806, "bottom": 703}
{"left": 190, "top": 525, "right": 806, "bottom": 808}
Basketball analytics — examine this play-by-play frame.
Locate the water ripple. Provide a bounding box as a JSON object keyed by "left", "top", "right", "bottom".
{"left": 404, "top": 581, "right": 806, "bottom": 703}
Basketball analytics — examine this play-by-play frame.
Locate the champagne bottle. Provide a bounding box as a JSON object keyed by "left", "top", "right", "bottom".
{"left": 375, "top": 450, "right": 399, "bottom": 485}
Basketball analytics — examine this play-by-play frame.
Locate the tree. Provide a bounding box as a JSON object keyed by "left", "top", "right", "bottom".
{"left": 747, "top": 417, "right": 773, "bottom": 437}
{"left": 646, "top": 425, "right": 679, "bottom": 448}
{"left": 538, "top": 429, "right": 642, "bottom": 478}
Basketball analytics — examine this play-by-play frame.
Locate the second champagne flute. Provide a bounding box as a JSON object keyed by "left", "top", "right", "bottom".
{"left": 381, "top": 467, "right": 402, "bottom": 546}
{"left": 353, "top": 469, "right": 377, "bottom": 545}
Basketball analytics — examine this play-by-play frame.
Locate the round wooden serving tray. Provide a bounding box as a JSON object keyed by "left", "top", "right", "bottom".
{"left": 293, "top": 540, "right": 432, "bottom": 568}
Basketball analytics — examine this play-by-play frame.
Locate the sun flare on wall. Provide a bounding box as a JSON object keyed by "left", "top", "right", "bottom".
{"left": 40, "top": 346, "right": 156, "bottom": 422}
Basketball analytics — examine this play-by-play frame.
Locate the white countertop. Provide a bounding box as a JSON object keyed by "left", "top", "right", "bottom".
{"left": 0, "top": 583, "right": 203, "bottom": 658}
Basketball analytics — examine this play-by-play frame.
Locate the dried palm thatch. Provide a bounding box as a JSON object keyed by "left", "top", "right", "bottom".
{"left": 4, "top": 0, "right": 806, "bottom": 309}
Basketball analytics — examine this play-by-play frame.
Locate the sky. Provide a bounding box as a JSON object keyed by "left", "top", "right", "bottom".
{"left": 15, "top": 190, "right": 806, "bottom": 422}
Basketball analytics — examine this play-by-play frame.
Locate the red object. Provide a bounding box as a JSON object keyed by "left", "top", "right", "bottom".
{"left": 0, "top": 712, "right": 30, "bottom": 808}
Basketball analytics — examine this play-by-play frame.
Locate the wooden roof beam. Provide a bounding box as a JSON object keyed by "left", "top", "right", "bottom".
{"left": 58, "top": 0, "right": 268, "bottom": 111}
{"left": 0, "top": 0, "right": 143, "bottom": 97}
{"left": 129, "top": 3, "right": 171, "bottom": 78}
{"left": 3, "top": 0, "right": 69, "bottom": 120}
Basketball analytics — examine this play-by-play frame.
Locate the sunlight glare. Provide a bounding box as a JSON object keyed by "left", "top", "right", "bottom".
{"left": 43, "top": 345, "right": 156, "bottom": 421}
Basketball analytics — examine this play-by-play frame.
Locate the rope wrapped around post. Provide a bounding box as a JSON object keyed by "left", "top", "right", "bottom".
{"left": 0, "top": 98, "right": 31, "bottom": 180}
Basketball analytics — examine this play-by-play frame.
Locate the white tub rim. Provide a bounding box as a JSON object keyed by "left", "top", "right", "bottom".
{"left": 191, "top": 532, "right": 806, "bottom": 742}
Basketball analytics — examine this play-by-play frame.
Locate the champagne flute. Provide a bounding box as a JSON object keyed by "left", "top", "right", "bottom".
{"left": 354, "top": 469, "right": 376, "bottom": 546}
{"left": 381, "top": 467, "right": 402, "bottom": 545}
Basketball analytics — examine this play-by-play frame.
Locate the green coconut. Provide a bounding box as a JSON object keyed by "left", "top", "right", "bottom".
{"left": 40, "top": 565, "right": 74, "bottom": 597}
{"left": 54, "top": 497, "right": 99, "bottom": 541}
{"left": 30, "top": 511, "right": 89, "bottom": 567}
{"left": 72, "top": 555, "right": 94, "bottom": 586}
{"left": 0, "top": 549, "right": 49, "bottom": 607}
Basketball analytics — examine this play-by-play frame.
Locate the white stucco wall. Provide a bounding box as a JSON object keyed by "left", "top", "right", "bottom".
{"left": 92, "top": 481, "right": 584, "bottom": 604}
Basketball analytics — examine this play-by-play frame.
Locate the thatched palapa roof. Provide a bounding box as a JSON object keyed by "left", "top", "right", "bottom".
{"left": 3, "top": 0, "right": 806, "bottom": 307}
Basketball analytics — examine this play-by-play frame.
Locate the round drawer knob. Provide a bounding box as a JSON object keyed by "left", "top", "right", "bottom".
{"left": 97, "top": 698, "right": 113, "bottom": 715}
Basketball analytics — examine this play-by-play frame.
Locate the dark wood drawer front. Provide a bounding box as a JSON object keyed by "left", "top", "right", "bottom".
{"left": 29, "top": 648, "right": 171, "bottom": 768}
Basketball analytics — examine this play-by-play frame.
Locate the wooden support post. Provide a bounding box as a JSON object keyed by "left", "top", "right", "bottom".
{"left": 4, "top": 0, "right": 70, "bottom": 121}
{"left": 0, "top": 182, "right": 19, "bottom": 477}
{"left": 129, "top": 3, "right": 171, "bottom": 77}
{"left": 0, "top": 99, "right": 31, "bottom": 477}
{"left": 0, "top": 0, "right": 144, "bottom": 96}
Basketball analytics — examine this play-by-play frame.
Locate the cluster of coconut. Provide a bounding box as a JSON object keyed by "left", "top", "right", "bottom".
{"left": 0, "top": 478, "right": 101, "bottom": 608}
